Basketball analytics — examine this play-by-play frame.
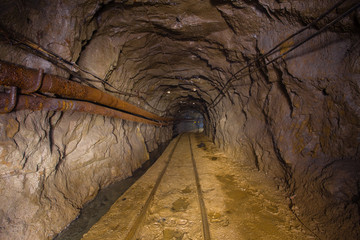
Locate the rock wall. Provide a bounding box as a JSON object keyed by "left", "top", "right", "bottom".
{"left": 0, "top": 111, "right": 171, "bottom": 239}
{"left": 210, "top": 17, "right": 360, "bottom": 240}
{"left": 207, "top": 1, "right": 360, "bottom": 239}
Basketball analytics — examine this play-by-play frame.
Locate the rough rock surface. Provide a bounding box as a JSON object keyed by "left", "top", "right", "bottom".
{"left": 0, "top": 0, "right": 359, "bottom": 239}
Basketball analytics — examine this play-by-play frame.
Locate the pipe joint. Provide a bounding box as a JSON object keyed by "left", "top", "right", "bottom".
{"left": 21, "top": 68, "right": 44, "bottom": 94}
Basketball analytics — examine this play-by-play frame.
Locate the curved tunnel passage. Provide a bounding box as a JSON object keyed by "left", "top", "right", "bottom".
{"left": 0, "top": 0, "right": 360, "bottom": 239}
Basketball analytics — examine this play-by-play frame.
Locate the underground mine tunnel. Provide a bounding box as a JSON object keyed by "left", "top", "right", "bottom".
{"left": 0, "top": 0, "right": 360, "bottom": 239}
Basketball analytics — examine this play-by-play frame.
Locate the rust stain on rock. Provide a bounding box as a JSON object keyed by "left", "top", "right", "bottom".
{"left": 5, "top": 118, "right": 19, "bottom": 138}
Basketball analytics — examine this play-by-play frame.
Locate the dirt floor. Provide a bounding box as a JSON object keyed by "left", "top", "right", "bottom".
{"left": 79, "top": 133, "right": 316, "bottom": 240}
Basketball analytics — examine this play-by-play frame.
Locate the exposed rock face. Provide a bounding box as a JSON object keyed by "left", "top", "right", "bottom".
{"left": 0, "top": 0, "right": 359, "bottom": 239}
{"left": 0, "top": 110, "right": 172, "bottom": 239}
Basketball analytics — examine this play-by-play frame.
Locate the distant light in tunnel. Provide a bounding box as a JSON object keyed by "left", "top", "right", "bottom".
{"left": 167, "top": 90, "right": 171, "bottom": 94}
{"left": 192, "top": 103, "right": 195, "bottom": 105}
{"left": 192, "top": 88, "right": 196, "bottom": 91}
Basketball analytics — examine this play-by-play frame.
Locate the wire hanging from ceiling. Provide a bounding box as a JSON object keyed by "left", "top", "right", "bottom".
{"left": 0, "top": 21, "right": 168, "bottom": 114}
{"left": 209, "top": 0, "right": 358, "bottom": 108}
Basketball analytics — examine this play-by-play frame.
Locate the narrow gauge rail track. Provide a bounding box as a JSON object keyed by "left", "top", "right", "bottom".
{"left": 125, "top": 133, "right": 211, "bottom": 240}
{"left": 82, "top": 133, "right": 314, "bottom": 240}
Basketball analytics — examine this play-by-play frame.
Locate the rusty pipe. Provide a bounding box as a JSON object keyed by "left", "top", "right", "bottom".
{"left": 0, "top": 60, "right": 172, "bottom": 122}
{"left": 0, "top": 93, "right": 164, "bottom": 126}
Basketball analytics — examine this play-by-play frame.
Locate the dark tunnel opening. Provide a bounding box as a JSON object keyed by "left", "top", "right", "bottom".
{"left": 172, "top": 109, "right": 205, "bottom": 137}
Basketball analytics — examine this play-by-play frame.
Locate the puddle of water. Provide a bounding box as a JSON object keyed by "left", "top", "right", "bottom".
{"left": 181, "top": 186, "right": 192, "bottom": 194}
{"left": 216, "top": 174, "right": 253, "bottom": 204}
{"left": 163, "top": 228, "right": 184, "bottom": 240}
{"left": 171, "top": 197, "right": 190, "bottom": 212}
{"left": 216, "top": 174, "right": 235, "bottom": 186}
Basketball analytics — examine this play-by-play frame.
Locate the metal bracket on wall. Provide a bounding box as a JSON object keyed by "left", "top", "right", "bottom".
{"left": 0, "top": 86, "right": 17, "bottom": 113}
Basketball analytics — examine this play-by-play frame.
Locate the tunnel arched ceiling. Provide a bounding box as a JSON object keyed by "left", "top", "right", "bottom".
{"left": 66, "top": 0, "right": 357, "bottom": 120}
{"left": 3, "top": 0, "right": 357, "bottom": 119}
{"left": 77, "top": 0, "right": 234, "bottom": 117}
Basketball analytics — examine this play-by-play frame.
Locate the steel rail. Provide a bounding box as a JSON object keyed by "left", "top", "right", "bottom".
{"left": 124, "top": 134, "right": 183, "bottom": 240}
{"left": 189, "top": 134, "right": 211, "bottom": 240}
{"left": 0, "top": 93, "right": 164, "bottom": 126}
{"left": 0, "top": 60, "right": 172, "bottom": 123}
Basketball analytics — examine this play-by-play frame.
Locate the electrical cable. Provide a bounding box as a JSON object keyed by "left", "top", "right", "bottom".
{"left": 209, "top": 0, "right": 355, "bottom": 108}
{"left": 0, "top": 23, "right": 168, "bottom": 114}
{"left": 211, "top": 0, "right": 360, "bottom": 108}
